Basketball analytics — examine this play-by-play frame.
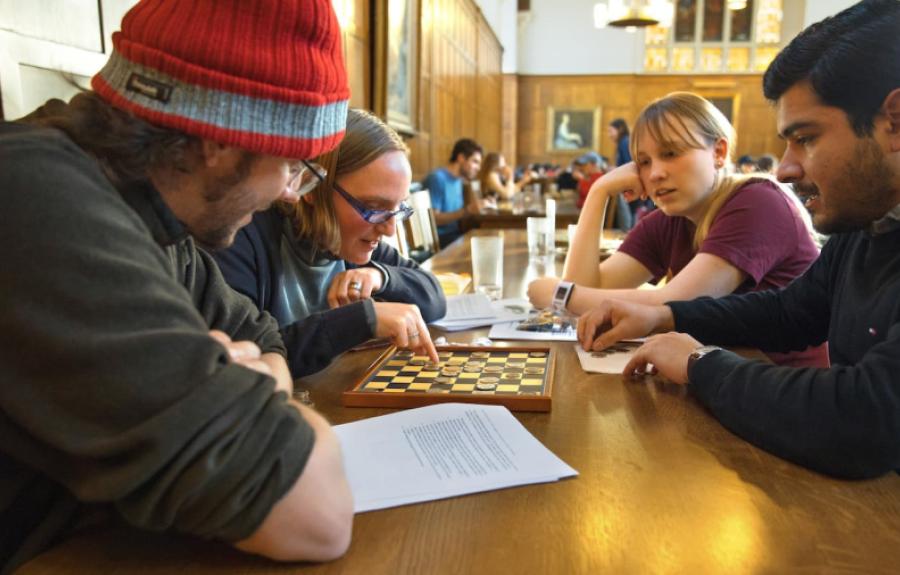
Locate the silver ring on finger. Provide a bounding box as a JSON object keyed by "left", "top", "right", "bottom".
{"left": 348, "top": 281, "right": 362, "bottom": 292}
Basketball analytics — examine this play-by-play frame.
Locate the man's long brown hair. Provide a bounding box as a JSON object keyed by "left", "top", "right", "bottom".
{"left": 20, "top": 92, "right": 200, "bottom": 188}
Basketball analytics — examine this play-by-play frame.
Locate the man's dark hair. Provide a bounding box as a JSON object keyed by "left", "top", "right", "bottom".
{"left": 610, "top": 118, "right": 629, "bottom": 139}
{"left": 449, "top": 138, "right": 483, "bottom": 163}
{"left": 763, "top": 0, "right": 900, "bottom": 136}
{"left": 756, "top": 153, "right": 777, "bottom": 172}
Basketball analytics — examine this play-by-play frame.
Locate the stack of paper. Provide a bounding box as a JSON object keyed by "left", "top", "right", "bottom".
{"left": 334, "top": 403, "right": 578, "bottom": 512}
{"left": 488, "top": 316, "right": 578, "bottom": 341}
{"left": 431, "top": 295, "right": 532, "bottom": 331}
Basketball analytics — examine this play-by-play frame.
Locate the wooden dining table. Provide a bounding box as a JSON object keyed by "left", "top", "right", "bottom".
{"left": 17, "top": 229, "right": 900, "bottom": 574}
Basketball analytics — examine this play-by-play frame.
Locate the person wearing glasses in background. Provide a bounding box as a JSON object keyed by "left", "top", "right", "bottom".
{"left": 214, "top": 109, "right": 444, "bottom": 378}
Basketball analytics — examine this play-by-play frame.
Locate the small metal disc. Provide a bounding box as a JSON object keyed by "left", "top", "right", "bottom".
{"left": 475, "top": 382, "right": 498, "bottom": 391}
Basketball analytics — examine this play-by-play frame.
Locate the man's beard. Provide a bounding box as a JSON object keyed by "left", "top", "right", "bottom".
{"left": 806, "top": 138, "right": 896, "bottom": 235}
{"left": 192, "top": 152, "right": 259, "bottom": 250}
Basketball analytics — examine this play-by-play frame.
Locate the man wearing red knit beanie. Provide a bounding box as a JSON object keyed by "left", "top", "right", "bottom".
{"left": 0, "top": 1, "right": 354, "bottom": 571}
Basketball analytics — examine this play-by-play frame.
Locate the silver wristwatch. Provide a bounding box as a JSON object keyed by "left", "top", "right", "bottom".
{"left": 551, "top": 280, "right": 575, "bottom": 312}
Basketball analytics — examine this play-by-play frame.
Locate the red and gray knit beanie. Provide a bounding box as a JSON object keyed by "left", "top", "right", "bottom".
{"left": 92, "top": 0, "right": 349, "bottom": 159}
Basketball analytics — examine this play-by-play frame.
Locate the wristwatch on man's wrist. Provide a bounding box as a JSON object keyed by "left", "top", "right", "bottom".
{"left": 551, "top": 281, "right": 575, "bottom": 312}
{"left": 687, "top": 345, "right": 723, "bottom": 382}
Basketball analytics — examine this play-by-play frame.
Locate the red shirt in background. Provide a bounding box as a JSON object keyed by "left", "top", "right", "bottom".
{"left": 576, "top": 172, "right": 603, "bottom": 208}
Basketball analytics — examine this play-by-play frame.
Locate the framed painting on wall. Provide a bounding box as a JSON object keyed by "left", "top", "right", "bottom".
{"left": 546, "top": 107, "right": 601, "bottom": 153}
{"left": 375, "top": 0, "right": 417, "bottom": 135}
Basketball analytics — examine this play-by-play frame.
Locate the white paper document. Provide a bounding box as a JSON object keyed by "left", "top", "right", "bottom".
{"left": 488, "top": 319, "right": 578, "bottom": 341}
{"left": 440, "top": 293, "right": 496, "bottom": 321}
{"left": 432, "top": 297, "right": 532, "bottom": 331}
{"left": 334, "top": 403, "right": 578, "bottom": 513}
{"left": 574, "top": 341, "right": 643, "bottom": 374}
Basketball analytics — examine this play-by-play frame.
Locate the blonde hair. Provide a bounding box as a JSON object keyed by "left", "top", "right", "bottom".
{"left": 632, "top": 91, "right": 760, "bottom": 249}
{"left": 284, "top": 108, "right": 409, "bottom": 254}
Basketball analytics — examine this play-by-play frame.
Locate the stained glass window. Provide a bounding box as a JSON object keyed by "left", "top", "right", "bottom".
{"left": 703, "top": 0, "right": 724, "bottom": 42}
{"left": 643, "top": 0, "right": 781, "bottom": 74}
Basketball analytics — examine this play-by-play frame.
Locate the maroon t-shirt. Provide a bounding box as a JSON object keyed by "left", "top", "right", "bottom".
{"left": 618, "top": 179, "right": 828, "bottom": 367}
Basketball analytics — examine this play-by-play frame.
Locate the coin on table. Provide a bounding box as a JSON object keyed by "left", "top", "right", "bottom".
{"left": 502, "top": 372, "right": 522, "bottom": 380}
{"left": 483, "top": 365, "right": 503, "bottom": 373}
{"left": 528, "top": 351, "right": 548, "bottom": 357}
{"left": 464, "top": 361, "right": 485, "bottom": 368}
{"left": 463, "top": 366, "right": 482, "bottom": 373}
{"left": 471, "top": 351, "right": 490, "bottom": 359}
{"left": 507, "top": 361, "right": 526, "bottom": 368}
{"left": 409, "top": 358, "right": 427, "bottom": 366}
{"left": 434, "top": 376, "right": 454, "bottom": 384}
{"left": 479, "top": 376, "right": 500, "bottom": 384}
{"left": 425, "top": 362, "right": 442, "bottom": 370}
{"left": 524, "top": 366, "right": 545, "bottom": 374}
{"left": 475, "top": 381, "right": 498, "bottom": 391}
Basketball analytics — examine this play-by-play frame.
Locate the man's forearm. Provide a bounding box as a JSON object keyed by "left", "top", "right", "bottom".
{"left": 433, "top": 207, "right": 465, "bottom": 225}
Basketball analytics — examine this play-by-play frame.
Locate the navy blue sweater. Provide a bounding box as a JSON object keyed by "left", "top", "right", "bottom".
{"left": 671, "top": 225, "right": 900, "bottom": 479}
{"left": 212, "top": 208, "right": 446, "bottom": 377}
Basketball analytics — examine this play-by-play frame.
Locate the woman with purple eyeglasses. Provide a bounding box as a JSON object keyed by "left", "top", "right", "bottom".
{"left": 213, "top": 109, "right": 444, "bottom": 377}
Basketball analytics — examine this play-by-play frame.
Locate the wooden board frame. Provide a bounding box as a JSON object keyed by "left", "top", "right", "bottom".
{"left": 342, "top": 345, "right": 555, "bottom": 412}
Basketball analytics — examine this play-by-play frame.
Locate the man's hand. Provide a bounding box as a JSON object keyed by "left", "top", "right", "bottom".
{"left": 527, "top": 277, "right": 560, "bottom": 310}
{"left": 372, "top": 302, "right": 439, "bottom": 363}
{"left": 576, "top": 299, "right": 674, "bottom": 351}
{"left": 622, "top": 332, "right": 702, "bottom": 385}
{"left": 209, "top": 330, "right": 292, "bottom": 394}
{"left": 327, "top": 268, "right": 384, "bottom": 308}
{"left": 465, "top": 197, "right": 484, "bottom": 216}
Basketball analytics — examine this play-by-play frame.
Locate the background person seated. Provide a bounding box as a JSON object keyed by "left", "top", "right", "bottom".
{"left": 478, "top": 152, "right": 534, "bottom": 202}
{"left": 423, "top": 138, "right": 484, "bottom": 247}
{"left": 737, "top": 154, "right": 758, "bottom": 173}
{"left": 214, "top": 109, "right": 444, "bottom": 377}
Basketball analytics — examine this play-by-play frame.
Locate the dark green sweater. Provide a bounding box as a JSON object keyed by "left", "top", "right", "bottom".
{"left": 0, "top": 122, "right": 314, "bottom": 573}
{"left": 671, "top": 224, "right": 900, "bottom": 479}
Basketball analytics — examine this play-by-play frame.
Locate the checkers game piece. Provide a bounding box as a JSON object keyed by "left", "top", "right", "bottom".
{"left": 342, "top": 345, "right": 555, "bottom": 412}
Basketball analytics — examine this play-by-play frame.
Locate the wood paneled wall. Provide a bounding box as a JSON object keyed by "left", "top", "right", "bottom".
{"left": 516, "top": 74, "right": 782, "bottom": 169}
{"left": 409, "top": 0, "right": 504, "bottom": 180}
{"left": 501, "top": 74, "right": 518, "bottom": 164}
{"left": 339, "top": 0, "right": 371, "bottom": 110}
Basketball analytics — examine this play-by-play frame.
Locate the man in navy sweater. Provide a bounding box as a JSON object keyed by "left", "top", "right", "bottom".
{"left": 576, "top": 0, "right": 900, "bottom": 479}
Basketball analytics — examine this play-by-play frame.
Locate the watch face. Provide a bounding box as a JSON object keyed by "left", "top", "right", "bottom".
{"left": 554, "top": 285, "right": 567, "bottom": 300}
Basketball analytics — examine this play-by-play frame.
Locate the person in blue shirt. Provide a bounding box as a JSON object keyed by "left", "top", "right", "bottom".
{"left": 423, "top": 138, "right": 484, "bottom": 247}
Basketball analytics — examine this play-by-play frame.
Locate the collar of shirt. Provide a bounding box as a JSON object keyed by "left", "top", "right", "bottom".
{"left": 870, "top": 202, "right": 900, "bottom": 235}
{"left": 119, "top": 179, "right": 189, "bottom": 247}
